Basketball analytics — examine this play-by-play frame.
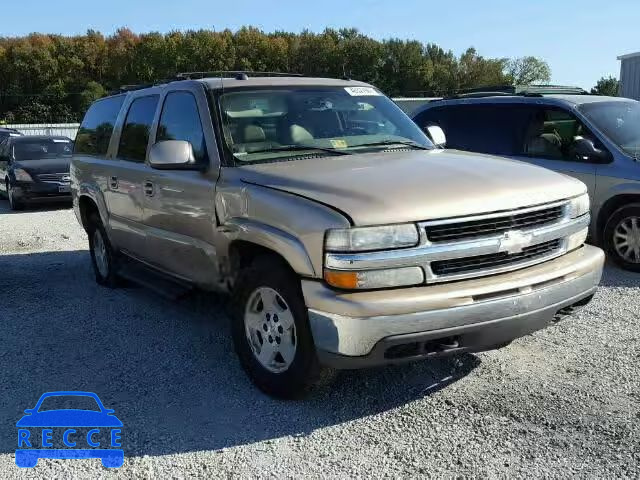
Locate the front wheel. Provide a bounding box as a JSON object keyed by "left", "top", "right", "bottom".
{"left": 7, "top": 181, "right": 24, "bottom": 210}
{"left": 604, "top": 203, "right": 640, "bottom": 272}
{"left": 231, "top": 256, "right": 334, "bottom": 399}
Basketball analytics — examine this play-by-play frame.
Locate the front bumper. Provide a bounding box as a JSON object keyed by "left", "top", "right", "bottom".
{"left": 303, "top": 245, "right": 604, "bottom": 368}
{"left": 12, "top": 181, "right": 71, "bottom": 202}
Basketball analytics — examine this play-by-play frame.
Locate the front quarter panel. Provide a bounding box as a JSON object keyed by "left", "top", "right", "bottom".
{"left": 215, "top": 168, "right": 351, "bottom": 278}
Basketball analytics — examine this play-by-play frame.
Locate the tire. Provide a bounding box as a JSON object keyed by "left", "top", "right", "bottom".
{"left": 7, "top": 180, "right": 24, "bottom": 211}
{"left": 231, "top": 255, "right": 334, "bottom": 399}
{"left": 87, "top": 212, "right": 120, "bottom": 287}
{"left": 603, "top": 203, "right": 640, "bottom": 272}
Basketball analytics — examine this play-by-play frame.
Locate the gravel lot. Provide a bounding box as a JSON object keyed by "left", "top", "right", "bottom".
{"left": 0, "top": 199, "right": 638, "bottom": 479}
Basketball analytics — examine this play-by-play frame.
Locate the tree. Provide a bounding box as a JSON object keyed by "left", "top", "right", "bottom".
{"left": 591, "top": 76, "right": 619, "bottom": 96}
{"left": 0, "top": 27, "right": 554, "bottom": 123}
{"left": 505, "top": 56, "right": 551, "bottom": 85}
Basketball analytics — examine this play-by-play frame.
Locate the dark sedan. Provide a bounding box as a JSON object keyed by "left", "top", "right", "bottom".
{"left": 0, "top": 135, "right": 73, "bottom": 210}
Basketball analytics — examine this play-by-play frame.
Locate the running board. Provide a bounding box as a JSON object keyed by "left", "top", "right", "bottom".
{"left": 117, "top": 259, "right": 193, "bottom": 300}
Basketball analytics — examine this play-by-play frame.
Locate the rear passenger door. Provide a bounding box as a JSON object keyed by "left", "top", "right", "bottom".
{"left": 107, "top": 94, "right": 160, "bottom": 256}
{"left": 142, "top": 87, "right": 220, "bottom": 285}
{"left": 510, "top": 106, "right": 597, "bottom": 194}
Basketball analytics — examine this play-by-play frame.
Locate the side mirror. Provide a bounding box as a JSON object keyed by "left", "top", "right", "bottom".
{"left": 424, "top": 125, "right": 446, "bottom": 148}
{"left": 149, "top": 140, "right": 203, "bottom": 170}
{"left": 23, "top": 409, "right": 34, "bottom": 415}
{"left": 571, "top": 137, "right": 610, "bottom": 163}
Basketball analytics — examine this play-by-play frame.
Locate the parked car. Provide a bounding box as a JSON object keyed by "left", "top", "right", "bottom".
{"left": 412, "top": 88, "right": 640, "bottom": 271}
{"left": 72, "top": 73, "right": 604, "bottom": 398}
{"left": 0, "top": 135, "right": 73, "bottom": 210}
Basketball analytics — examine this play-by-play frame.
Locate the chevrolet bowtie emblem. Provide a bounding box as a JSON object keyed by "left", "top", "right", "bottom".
{"left": 499, "top": 231, "right": 533, "bottom": 255}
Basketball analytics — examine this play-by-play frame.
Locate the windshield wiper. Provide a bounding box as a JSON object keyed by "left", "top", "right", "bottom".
{"left": 241, "top": 145, "right": 352, "bottom": 156}
{"left": 348, "top": 140, "right": 432, "bottom": 151}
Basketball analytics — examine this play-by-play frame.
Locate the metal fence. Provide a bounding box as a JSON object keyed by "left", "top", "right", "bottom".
{"left": 3, "top": 123, "right": 80, "bottom": 139}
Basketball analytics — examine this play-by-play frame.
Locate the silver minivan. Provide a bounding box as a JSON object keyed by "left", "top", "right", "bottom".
{"left": 413, "top": 93, "right": 640, "bottom": 271}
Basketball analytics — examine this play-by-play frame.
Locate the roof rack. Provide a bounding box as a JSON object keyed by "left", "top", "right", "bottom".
{"left": 108, "top": 70, "right": 325, "bottom": 96}
{"left": 175, "top": 70, "right": 305, "bottom": 80}
{"left": 447, "top": 84, "right": 589, "bottom": 100}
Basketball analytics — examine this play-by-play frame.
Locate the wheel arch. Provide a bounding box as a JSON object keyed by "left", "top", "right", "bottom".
{"left": 222, "top": 218, "right": 316, "bottom": 281}
{"left": 596, "top": 193, "right": 640, "bottom": 244}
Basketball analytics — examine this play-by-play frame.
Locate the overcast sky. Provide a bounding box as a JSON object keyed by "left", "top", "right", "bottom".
{"left": 2, "top": 0, "right": 637, "bottom": 89}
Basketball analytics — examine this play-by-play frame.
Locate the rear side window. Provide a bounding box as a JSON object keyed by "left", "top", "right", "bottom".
{"left": 75, "top": 95, "right": 125, "bottom": 156}
{"left": 156, "top": 91, "right": 207, "bottom": 164}
{"left": 416, "top": 104, "right": 531, "bottom": 155}
{"left": 118, "top": 95, "right": 160, "bottom": 163}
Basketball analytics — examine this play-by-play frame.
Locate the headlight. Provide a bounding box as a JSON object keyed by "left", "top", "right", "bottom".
{"left": 324, "top": 266, "right": 424, "bottom": 289}
{"left": 568, "top": 193, "right": 590, "bottom": 218}
{"left": 325, "top": 224, "right": 419, "bottom": 252}
{"left": 13, "top": 168, "right": 33, "bottom": 182}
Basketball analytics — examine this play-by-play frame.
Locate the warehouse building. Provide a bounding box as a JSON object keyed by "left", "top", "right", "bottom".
{"left": 618, "top": 51, "right": 640, "bottom": 100}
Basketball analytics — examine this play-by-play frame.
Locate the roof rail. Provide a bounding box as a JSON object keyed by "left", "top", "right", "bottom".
{"left": 107, "top": 70, "right": 312, "bottom": 96}
{"left": 452, "top": 84, "right": 588, "bottom": 98}
{"left": 109, "top": 83, "right": 157, "bottom": 95}
{"left": 175, "top": 70, "right": 305, "bottom": 80}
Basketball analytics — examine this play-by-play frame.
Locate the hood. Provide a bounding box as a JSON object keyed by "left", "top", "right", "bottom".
{"left": 13, "top": 158, "right": 71, "bottom": 176}
{"left": 16, "top": 410, "right": 123, "bottom": 428}
{"left": 237, "top": 149, "right": 586, "bottom": 226}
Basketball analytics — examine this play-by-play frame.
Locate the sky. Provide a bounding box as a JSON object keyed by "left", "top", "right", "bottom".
{"left": 1, "top": 0, "right": 638, "bottom": 90}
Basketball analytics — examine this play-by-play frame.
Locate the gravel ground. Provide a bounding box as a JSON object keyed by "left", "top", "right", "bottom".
{"left": 0, "top": 200, "right": 638, "bottom": 479}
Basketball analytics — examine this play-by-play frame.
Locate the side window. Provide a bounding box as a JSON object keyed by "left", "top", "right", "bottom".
{"left": 74, "top": 95, "right": 126, "bottom": 156}
{"left": 118, "top": 95, "right": 160, "bottom": 163}
{"left": 520, "top": 107, "right": 605, "bottom": 162}
{"left": 418, "top": 105, "right": 530, "bottom": 155}
{"left": 156, "top": 91, "right": 207, "bottom": 163}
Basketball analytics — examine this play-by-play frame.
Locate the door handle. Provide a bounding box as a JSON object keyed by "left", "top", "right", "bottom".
{"left": 109, "top": 176, "right": 118, "bottom": 189}
{"left": 144, "top": 180, "right": 155, "bottom": 197}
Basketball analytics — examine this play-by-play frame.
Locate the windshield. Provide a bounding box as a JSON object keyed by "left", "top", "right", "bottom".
{"left": 579, "top": 100, "right": 640, "bottom": 157}
{"left": 13, "top": 138, "right": 73, "bottom": 161}
{"left": 219, "top": 86, "right": 433, "bottom": 164}
{"left": 38, "top": 395, "right": 101, "bottom": 412}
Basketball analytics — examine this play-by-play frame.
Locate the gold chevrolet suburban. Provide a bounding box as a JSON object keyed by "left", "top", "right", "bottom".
{"left": 71, "top": 73, "right": 604, "bottom": 398}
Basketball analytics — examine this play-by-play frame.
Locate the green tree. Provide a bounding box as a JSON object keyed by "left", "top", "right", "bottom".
{"left": 591, "top": 76, "right": 619, "bottom": 96}
{"left": 505, "top": 56, "right": 551, "bottom": 85}
{"left": 0, "top": 27, "right": 553, "bottom": 123}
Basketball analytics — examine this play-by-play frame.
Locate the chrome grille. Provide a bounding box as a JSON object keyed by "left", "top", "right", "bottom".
{"left": 37, "top": 173, "right": 70, "bottom": 183}
{"left": 325, "top": 199, "right": 590, "bottom": 285}
{"left": 425, "top": 205, "right": 564, "bottom": 242}
{"left": 431, "top": 239, "right": 562, "bottom": 276}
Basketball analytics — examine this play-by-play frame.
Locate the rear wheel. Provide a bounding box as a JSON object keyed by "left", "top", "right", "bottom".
{"left": 604, "top": 203, "right": 640, "bottom": 272}
{"left": 231, "top": 255, "right": 334, "bottom": 398}
{"left": 88, "top": 213, "right": 119, "bottom": 287}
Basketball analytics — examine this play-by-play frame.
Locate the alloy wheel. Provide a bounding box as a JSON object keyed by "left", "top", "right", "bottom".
{"left": 613, "top": 215, "right": 640, "bottom": 264}
{"left": 93, "top": 229, "right": 110, "bottom": 277}
{"left": 244, "top": 287, "right": 297, "bottom": 373}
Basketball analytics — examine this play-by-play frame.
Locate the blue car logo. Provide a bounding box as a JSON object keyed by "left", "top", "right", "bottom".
{"left": 16, "top": 391, "right": 123, "bottom": 468}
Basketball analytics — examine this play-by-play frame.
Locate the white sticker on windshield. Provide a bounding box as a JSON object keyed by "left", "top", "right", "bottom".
{"left": 344, "top": 87, "right": 381, "bottom": 96}
{"left": 53, "top": 139, "right": 71, "bottom": 143}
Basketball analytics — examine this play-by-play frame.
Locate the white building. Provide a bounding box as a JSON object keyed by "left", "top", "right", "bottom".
{"left": 618, "top": 51, "right": 640, "bottom": 100}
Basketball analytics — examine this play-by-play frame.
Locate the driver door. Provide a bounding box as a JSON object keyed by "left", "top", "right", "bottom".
{"left": 510, "top": 106, "right": 597, "bottom": 195}
{"left": 142, "top": 88, "right": 220, "bottom": 285}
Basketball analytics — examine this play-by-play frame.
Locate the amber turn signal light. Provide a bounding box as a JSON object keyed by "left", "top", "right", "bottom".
{"left": 323, "top": 270, "right": 359, "bottom": 289}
